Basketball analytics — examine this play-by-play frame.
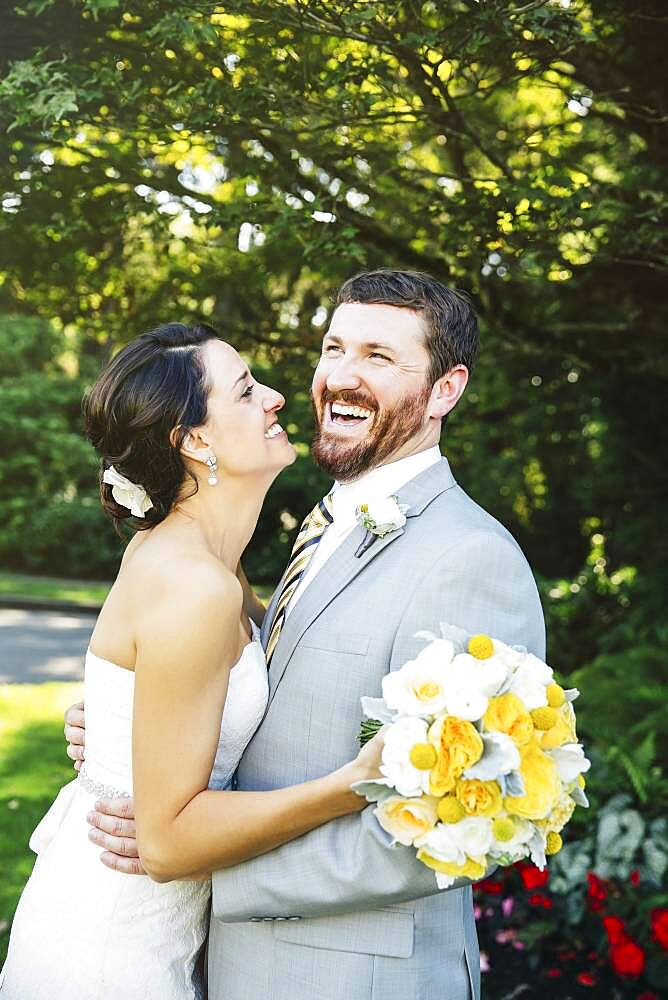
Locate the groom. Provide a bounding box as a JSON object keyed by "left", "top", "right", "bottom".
{"left": 66, "top": 269, "right": 545, "bottom": 1000}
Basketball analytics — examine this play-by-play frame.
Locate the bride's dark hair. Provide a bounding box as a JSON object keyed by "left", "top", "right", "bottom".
{"left": 83, "top": 323, "right": 220, "bottom": 535}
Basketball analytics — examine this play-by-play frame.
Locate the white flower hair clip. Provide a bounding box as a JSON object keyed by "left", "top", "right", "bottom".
{"left": 102, "top": 466, "right": 154, "bottom": 518}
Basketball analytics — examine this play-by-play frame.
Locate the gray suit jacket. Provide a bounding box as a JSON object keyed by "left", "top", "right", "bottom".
{"left": 208, "top": 458, "right": 545, "bottom": 1000}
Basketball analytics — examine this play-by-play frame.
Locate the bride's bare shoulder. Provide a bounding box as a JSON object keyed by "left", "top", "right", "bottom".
{"left": 120, "top": 532, "right": 241, "bottom": 621}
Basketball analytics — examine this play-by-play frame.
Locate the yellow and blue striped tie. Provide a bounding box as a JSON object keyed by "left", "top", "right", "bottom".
{"left": 266, "top": 493, "right": 334, "bottom": 666}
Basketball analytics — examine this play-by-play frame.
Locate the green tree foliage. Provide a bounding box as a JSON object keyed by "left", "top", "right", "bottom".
{"left": 0, "top": 2, "right": 665, "bottom": 773}
{"left": 0, "top": 315, "right": 120, "bottom": 575}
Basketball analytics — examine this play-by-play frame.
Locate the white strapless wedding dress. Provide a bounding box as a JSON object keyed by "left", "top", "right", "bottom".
{"left": 0, "top": 622, "right": 268, "bottom": 1000}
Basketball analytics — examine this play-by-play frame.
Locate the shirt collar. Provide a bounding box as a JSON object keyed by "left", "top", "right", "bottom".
{"left": 329, "top": 446, "right": 441, "bottom": 527}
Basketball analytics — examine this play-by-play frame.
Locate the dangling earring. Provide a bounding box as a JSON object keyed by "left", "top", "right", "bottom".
{"left": 206, "top": 455, "right": 218, "bottom": 486}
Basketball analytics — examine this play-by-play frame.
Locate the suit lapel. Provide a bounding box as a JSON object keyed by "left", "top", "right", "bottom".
{"left": 264, "top": 457, "right": 457, "bottom": 709}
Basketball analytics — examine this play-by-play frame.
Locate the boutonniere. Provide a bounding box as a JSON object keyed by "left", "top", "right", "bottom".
{"left": 354, "top": 495, "right": 409, "bottom": 557}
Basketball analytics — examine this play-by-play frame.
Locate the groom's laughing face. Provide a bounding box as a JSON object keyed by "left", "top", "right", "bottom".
{"left": 311, "top": 303, "right": 434, "bottom": 482}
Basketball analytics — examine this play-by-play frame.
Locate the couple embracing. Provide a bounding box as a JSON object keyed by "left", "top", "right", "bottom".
{"left": 1, "top": 269, "right": 544, "bottom": 1000}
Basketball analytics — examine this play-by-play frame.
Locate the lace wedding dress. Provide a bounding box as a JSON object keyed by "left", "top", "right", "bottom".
{"left": 0, "top": 622, "right": 268, "bottom": 1000}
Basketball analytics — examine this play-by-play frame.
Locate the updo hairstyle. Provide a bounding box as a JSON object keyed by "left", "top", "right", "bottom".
{"left": 83, "top": 323, "right": 220, "bottom": 534}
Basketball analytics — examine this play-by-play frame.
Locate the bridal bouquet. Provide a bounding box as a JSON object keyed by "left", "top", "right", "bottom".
{"left": 355, "top": 625, "right": 590, "bottom": 888}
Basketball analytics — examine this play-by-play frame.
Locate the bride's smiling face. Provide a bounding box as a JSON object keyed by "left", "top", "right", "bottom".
{"left": 189, "top": 339, "right": 296, "bottom": 480}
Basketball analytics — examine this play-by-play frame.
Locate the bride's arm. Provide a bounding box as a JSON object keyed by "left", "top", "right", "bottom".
{"left": 236, "top": 561, "right": 266, "bottom": 627}
{"left": 132, "top": 567, "right": 376, "bottom": 884}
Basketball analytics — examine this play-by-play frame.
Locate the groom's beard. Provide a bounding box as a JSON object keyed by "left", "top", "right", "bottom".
{"left": 311, "top": 382, "right": 432, "bottom": 482}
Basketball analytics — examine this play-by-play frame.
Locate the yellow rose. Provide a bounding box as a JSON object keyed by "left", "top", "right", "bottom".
{"left": 374, "top": 796, "right": 439, "bottom": 846}
{"left": 456, "top": 779, "right": 503, "bottom": 817}
{"left": 504, "top": 742, "right": 561, "bottom": 820}
{"left": 416, "top": 850, "right": 486, "bottom": 882}
{"left": 484, "top": 692, "right": 534, "bottom": 746}
{"left": 428, "top": 716, "right": 484, "bottom": 796}
{"left": 534, "top": 702, "right": 577, "bottom": 750}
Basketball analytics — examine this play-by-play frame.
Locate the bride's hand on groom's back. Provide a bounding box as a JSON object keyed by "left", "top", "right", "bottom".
{"left": 64, "top": 700, "right": 86, "bottom": 771}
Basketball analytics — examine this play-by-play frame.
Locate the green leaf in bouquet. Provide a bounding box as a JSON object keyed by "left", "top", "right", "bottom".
{"left": 358, "top": 718, "right": 384, "bottom": 747}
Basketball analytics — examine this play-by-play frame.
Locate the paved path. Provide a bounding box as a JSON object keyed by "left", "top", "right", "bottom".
{"left": 0, "top": 608, "right": 95, "bottom": 684}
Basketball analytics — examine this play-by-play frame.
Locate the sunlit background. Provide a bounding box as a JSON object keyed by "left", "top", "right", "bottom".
{"left": 0, "top": 2, "right": 666, "bottom": 994}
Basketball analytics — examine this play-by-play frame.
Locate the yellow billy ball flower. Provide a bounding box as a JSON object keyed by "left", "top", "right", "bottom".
{"left": 409, "top": 743, "right": 438, "bottom": 770}
{"left": 437, "top": 796, "right": 466, "bottom": 823}
{"left": 546, "top": 683, "right": 566, "bottom": 708}
{"left": 359, "top": 503, "right": 369, "bottom": 513}
{"left": 531, "top": 707, "right": 558, "bottom": 731}
{"left": 578, "top": 774, "right": 586, "bottom": 789}
{"left": 456, "top": 779, "right": 503, "bottom": 817}
{"left": 492, "top": 816, "right": 516, "bottom": 842}
{"left": 546, "top": 831, "right": 563, "bottom": 855}
{"left": 467, "top": 634, "right": 494, "bottom": 659}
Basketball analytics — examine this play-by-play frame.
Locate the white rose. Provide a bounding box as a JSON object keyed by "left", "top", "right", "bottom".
{"left": 361, "top": 496, "right": 407, "bottom": 535}
{"left": 548, "top": 742, "right": 591, "bottom": 784}
{"left": 374, "top": 795, "right": 439, "bottom": 846}
{"left": 443, "top": 685, "right": 489, "bottom": 722}
{"left": 416, "top": 816, "right": 493, "bottom": 864}
{"left": 492, "top": 639, "right": 527, "bottom": 671}
{"left": 449, "top": 652, "right": 509, "bottom": 697}
{"left": 506, "top": 653, "right": 553, "bottom": 710}
{"left": 382, "top": 641, "right": 454, "bottom": 716}
{"left": 379, "top": 716, "right": 432, "bottom": 797}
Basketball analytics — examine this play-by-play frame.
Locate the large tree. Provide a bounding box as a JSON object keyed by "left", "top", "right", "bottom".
{"left": 0, "top": 0, "right": 666, "bottom": 665}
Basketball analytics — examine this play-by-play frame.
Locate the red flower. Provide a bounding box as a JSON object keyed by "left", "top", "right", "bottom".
{"left": 519, "top": 864, "right": 550, "bottom": 891}
{"left": 602, "top": 915, "right": 626, "bottom": 945}
{"left": 609, "top": 935, "right": 646, "bottom": 979}
{"left": 528, "top": 892, "right": 553, "bottom": 909}
{"left": 636, "top": 993, "right": 658, "bottom": 1000}
{"left": 477, "top": 878, "right": 504, "bottom": 895}
{"left": 629, "top": 869, "right": 641, "bottom": 887}
{"left": 586, "top": 872, "right": 607, "bottom": 911}
{"left": 546, "top": 968, "right": 562, "bottom": 979}
{"left": 577, "top": 971, "right": 597, "bottom": 986}
{"left": 650, "top": 907, "right": 668, "bottom": 951}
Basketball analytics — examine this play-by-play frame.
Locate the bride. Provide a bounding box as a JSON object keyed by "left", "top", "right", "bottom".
{"left": 0, "top": 322, "right": 383, "bottom": 999}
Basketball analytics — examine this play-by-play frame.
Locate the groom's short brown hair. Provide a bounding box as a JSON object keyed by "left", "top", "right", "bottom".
{"left": 335, "top": 269, "right": 479, "bottom": 385}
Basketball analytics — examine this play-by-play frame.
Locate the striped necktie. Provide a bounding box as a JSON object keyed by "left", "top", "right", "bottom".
{"left": 265, "top": 493, "right": 334, "bottom": 666}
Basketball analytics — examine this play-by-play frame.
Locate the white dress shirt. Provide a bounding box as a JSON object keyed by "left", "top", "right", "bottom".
{"left": 284, "top": 446, "right": 441, "bottom": 619}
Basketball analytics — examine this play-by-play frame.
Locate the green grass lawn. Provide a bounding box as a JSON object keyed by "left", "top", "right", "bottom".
{"left": 0, "top": 571, "right": 111, "bottom": 606}
{"left": 0, "top": 681, "right": 84, "bottom": 966}
{"left": 0, "top": 571, "right": 275, "bottom": 607}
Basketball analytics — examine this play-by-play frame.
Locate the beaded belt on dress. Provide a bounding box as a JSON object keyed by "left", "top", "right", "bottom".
{"left": 78, "top": 764, "right": 132, "bottom": 800}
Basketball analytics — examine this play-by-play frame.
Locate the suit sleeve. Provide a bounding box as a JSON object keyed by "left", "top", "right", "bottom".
{"left": 211, "top": 530, "right": 545, "bottom": 922}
